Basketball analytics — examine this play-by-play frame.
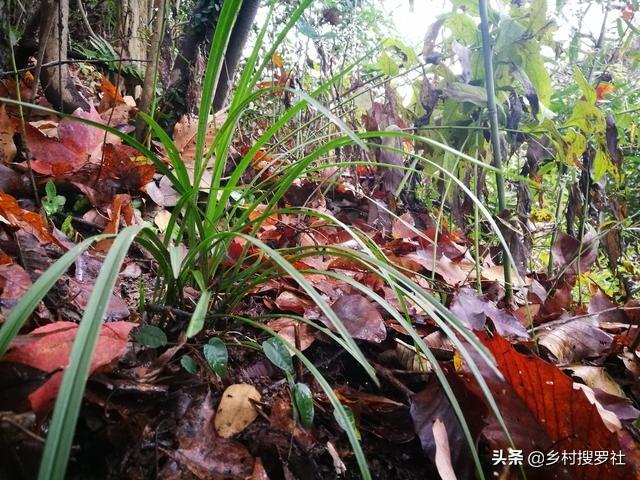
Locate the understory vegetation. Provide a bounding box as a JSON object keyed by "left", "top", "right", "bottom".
{"left": 0, "top": 0, "right": 639, "bottom": 479}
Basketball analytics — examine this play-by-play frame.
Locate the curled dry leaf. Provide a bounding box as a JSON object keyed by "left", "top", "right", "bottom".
{"left": 215, "top": 383, "right": 262, "bottom": 438}
{"left": 537, "top": 316, "right": 612, "bottom": 364}
{"left": 432, "top": 418, "right": 456, "bottom": 480}
{"left": 0, "top": 192, "right": 64, "bottom": 247}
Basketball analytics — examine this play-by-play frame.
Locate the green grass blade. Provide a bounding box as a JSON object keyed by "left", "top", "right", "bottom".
{"left": 37, "top": 224, "right": 148, "bottom": 480}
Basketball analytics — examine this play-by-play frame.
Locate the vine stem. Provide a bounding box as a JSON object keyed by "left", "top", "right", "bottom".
{"left": 479, "top": 0, "right": 513, "bottom": 300}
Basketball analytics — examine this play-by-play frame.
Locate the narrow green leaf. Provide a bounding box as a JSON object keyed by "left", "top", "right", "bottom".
{"left": 38, "top": 224, "right": 147, "bottom": 480}
{"left": 186, "top": 290, "right": 211, "bottom": 338}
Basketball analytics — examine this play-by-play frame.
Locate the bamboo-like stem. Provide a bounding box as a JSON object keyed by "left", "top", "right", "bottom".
{"left": 479, "top": 0, "right": 513, "bottom": 300}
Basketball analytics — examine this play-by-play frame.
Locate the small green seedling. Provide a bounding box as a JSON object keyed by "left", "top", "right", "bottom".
{"left": 42, "top": 181, "right": 66, "bottom": 216}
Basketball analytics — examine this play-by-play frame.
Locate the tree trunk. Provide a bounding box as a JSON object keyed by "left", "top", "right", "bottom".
{"left": 117, "top": 0, "right": 152, "bottom": 69}
{"left": 165, "top": 0, "right": 259, "bottom": 119}
{"left": 135, "top": 0, "right": 165, "bottom": 139}
{"left": 39, "top": 0, "right": 90, "bottom": 113}
{"left": 212, "top": 0, "right": 260, "bottom": 112}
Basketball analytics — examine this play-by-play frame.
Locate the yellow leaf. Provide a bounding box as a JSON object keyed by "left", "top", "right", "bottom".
{"left": 214, "top": 383, "right": 261, "bottom": 438}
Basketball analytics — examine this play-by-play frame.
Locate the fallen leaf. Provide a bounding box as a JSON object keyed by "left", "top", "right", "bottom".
{"left": 2, "top": 321, "right": 135, "bottom": 413}
{"left": 174, "top": 392, "right": 253, "bottom": 479}
{"left": 432, "top": 418, "right": 456, "bottom": 480}
{"left": 449, "top": 288, "right": 529, "bottom": 338}
{"left": 326, "top": 294, "right": 386, "bottom": 343}
{"left": 481, "top": 333, "right": 632, "bottom": 480}
{"left": 537, "top": 315, "right": 612, "bottom": 364}
{"left": 22, "top": 106, "right": 104, "bottom": 175}
{"left": 410, "top": 379, "right": 473, "bottom": 479}
{"left": 0, "top": 192, "right": 64, "bottom": 247}
{"left": 215, "top": 383, "right": 261, "bottom": 438}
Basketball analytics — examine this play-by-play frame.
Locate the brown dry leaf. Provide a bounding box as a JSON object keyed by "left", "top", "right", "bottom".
{"left": 566, "top": 365, "right": 625, "bottom": 397}
{"left": 173, "top": 392, "right": 253, "bottom": 479}
{"left": 391, "top": 212, "right": 417, "bottom": 240}
{"left": 266, "top": 318, "right": 315, "bottom": 353}
{"left": 449, "top": 288, "right": 529, "bottom": 338}
{"left": 215, "top": 384, "right": 261, "bottom": 438}
{"left": 0, "top": 104, "right": 16, "bottom": 163}
{"left": 537, "top": 316, "right": 612, "bottom": 364}
{"left": 326, "top": 294, "right": 387, "bottom": 343}
{"left": 172, "top": 112, "right": 228, "bottom": 164}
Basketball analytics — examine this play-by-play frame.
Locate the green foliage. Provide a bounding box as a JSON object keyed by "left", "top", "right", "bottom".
{"left": 42, "top": 181, "right": 66, "bottom": 216}
{"left": 135, "top": 325, "right": 168, "bottom": 348}
{"left": 203, "top": 338, "right": 228, "bottom": 378}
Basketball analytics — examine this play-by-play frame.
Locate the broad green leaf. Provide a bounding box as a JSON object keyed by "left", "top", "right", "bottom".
{"left": 562, "top": 129, "right": 587, "bottom": 165}
{"left": 378, "top": 50, "right": 399, "bottom": 76}
{"left": 135, "top": 325, "right": 167, "bottom": 348}
{"left": 522, "top": 49, "right": 552, "bottom": 105}
{"left": 181, "top": 354, "right": 198, "bottom": 374}
{"left": 567, "top": 100, "right": 605, "bottom": 135}
{"left": 263, "top": 337, "right": 294, "bottom": 376}
{"left": 444, "top": 13, "right": 478, "bottom": 45}
{"left": 186, "top": 290, "right": 211, "bottom": 338}
{"left": 292, "top": 382, "right": 314, "bottom": 428}
{"left": 593, "top": 149, "right": 612, "bottom": 181}
{"left": 204, "top": 338, "right": 228, "bottom": 378}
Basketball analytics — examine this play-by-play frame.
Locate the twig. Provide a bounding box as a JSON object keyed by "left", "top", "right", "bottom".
{"left": 371, "top": 361, "right": 414, "bottom": 401}
{"left": 76, "top": 0, "right": 98, "bottom": 38}
{"left": 6, "top": 58, "right": 151, "bottom": 74}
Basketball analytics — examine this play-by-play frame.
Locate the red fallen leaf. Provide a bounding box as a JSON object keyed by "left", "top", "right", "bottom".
{"left": 480, "top": 333, "right": 634, "bottom": 480}
{"left": 324, "top": 294, "right": 386, "bottom": 343}
{"left": 2, "top": 321, "right": 135, "bottom": 413}
{"left": 171, "top": 392, "right": 253, "bottom": 479}
{"left": 0, "top": 192, "right": 64, "bottom": 247}
{"left": 21, "top": 106, "right": 104, "bottom": 175}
